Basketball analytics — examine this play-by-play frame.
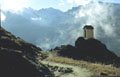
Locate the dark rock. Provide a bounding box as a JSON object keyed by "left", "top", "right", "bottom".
{"left": 58, "top": 67, "right": 73, "bottom": 73}
{"left": 0, "top": 48, "right": 53, "bottom": 77}
{"left": 58, "top": 67, "right": 64, "bottom": 72}
{"left": 55, "top": 45, "right": 76, "bottom": 58}
{"left": 100, "top": 72, "right": 108, "bottom": 77}
{"left": 0, "top": 27, "right": 54, "bottom": 77}
{"left": 51, "top": 66, "right": 59, "bottom": 72}
{"left": 64, "top": 68, "right": 73, "bottom": 73}
{"left": 0, "top": 27, "right": 42, "bottom": 61}
{"left": 75, "top": 37, "right": 118, "bottom": 62}
{"left": 45, "top": 63, "right": 73, "bottom": 74}
{"left": 53, "top": 66, "right": 59, "bottom": 71}
{"left": 56, "top": 37, "right": 119, "bottom": 65}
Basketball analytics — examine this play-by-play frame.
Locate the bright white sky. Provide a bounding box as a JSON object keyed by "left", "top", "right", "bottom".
{"left": 0, "top": 0, "right": 120, "bottom": 12}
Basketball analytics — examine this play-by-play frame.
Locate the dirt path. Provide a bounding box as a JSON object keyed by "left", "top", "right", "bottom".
{"left": 41, "top": 61, "right": 93, "bottom": 77}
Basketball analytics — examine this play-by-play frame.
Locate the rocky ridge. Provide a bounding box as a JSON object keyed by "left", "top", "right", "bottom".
{"left": 0, "top": 27, "right": 54, "bottom": 77}
{"left": 53, "top": 37, "right": 120, "bottom": 67}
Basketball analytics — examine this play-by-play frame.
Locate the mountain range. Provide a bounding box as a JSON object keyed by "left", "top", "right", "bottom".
{"left": 1, "top": 2, "right": 120, "bottom": 56}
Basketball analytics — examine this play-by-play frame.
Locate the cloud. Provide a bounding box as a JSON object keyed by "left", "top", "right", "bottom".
{"left": 1, "top": 0, "right": 29, "bottom": 12}
{"left": 65, "top": 0, "right": 94, "bottom": 6}
{"left": 2, "top": 1, "right": 120, "bottom": 56}
{"left": 59, "top": 0, "right": 65, "bottom": 6}
{"left": 37, "top": 42, "right": 51, "bottom": 50}
{"left": 67, "top": 0, "right": 74, "bottom": 3}
{"left": 1, "top": 12, "right": 6, "bottom": 21}
{"left": 74, "top": 0, "right": 90, "bottom": 5}
{"left": 72, "top": 0, "right": 120, "bottom": 55}
{"left": 31, "top": 17, "right": 42, "bottom": 21}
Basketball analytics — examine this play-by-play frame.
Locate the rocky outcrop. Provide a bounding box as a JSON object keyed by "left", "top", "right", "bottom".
{"left": 0, "top": 27, "right": 42, "bottom": 61}
{"left": 0, "top": 27, "right": 54, "bottom": 77}
{"left": 54, "top": 45, "right": 76, "bottom": 58}
{"left": 45, "top": 64, "right": 73, "bottom": 73}
{"left": 55, "top": 37, "right": 119, "bottom": 66}
{"left": 0, "top": 48, "right": 53, "bottom": 77}
{"left": 75, "top": 37, "right": 118, "bottom": 63}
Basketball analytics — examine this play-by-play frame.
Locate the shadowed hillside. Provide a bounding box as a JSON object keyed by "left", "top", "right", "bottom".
{"left": 0, "top": 27, "right": 42, "bottom": 61}
{"left": 0, "top": 27, "right": 54, "bottom": 77}
{"left": 54, "top": 37, "right": 120, "bottom": 67}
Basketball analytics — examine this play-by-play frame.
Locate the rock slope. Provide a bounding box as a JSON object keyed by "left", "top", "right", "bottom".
{"left": 41, "top": 61, "right": 92, "bottom": 77}
{"left": 0, "top": 27, "right": 53, "bottom": 77}
{"left": 54, "top": 37, "right": 120, "bottom": 66}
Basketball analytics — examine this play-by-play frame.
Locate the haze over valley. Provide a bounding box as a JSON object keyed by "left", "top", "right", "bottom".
{"left": 1, "top": 1, "right": 120, "bottom": 56}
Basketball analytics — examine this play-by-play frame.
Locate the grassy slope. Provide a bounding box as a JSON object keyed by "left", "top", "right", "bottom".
{"left": 39, "top": 51, "right": 120, "bottom": 76}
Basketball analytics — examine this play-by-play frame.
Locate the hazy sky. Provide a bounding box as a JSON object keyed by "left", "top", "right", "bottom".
{"left": 1, "top": 0, "right": 120, "bottom": 12}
